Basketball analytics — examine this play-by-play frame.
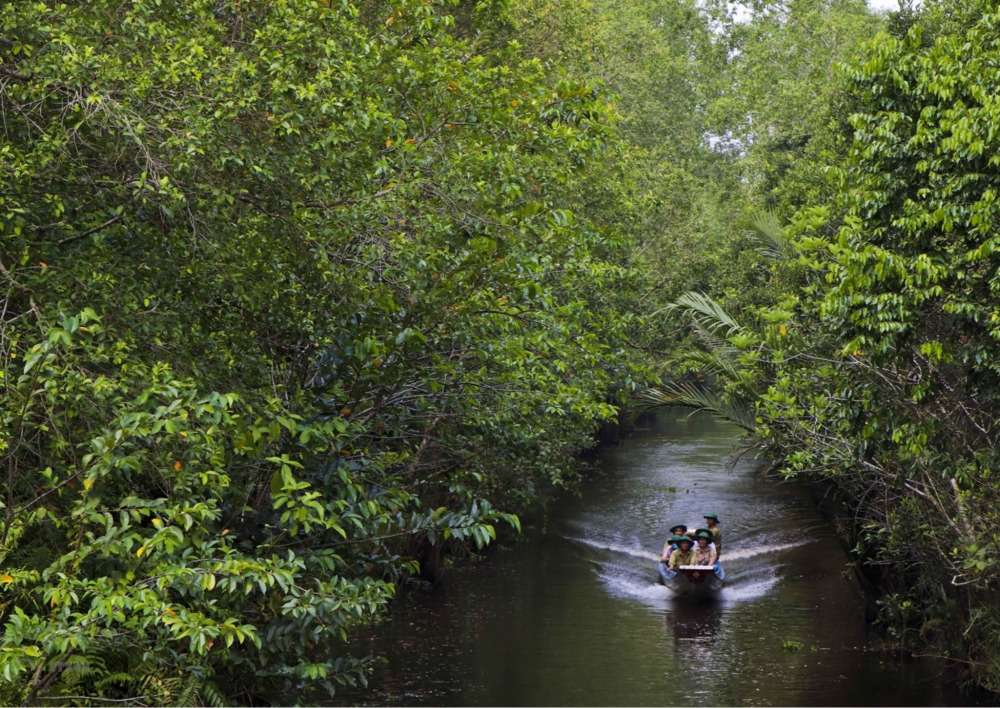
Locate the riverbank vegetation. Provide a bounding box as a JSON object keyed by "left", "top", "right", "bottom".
{"left": 0, "top": 1, "right": 646, "bottom": 701}
{"left": 649, "top": 0, "right": 1000, "bottom": 694}
{"left": 1, "top": 0, "right": 998, "bottom": 703}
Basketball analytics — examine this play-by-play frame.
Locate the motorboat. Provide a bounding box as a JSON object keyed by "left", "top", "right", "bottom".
{"left": 657, "top": 561, "right": 725, "bottom": 597}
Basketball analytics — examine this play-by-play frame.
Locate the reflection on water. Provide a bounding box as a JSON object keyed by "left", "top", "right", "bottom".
{"left": 336, "top": 413, "right": 967, "bottom": 706}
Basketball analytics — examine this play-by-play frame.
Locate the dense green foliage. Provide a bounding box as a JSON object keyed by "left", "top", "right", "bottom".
{"left": 0, "top": 0, "right": 645, "bottom": 702}
{"left": 655, "top": 0, "right": 1000, "bottom": 693}
{"left": 4, "top": 0, "right": 1000, "bottom": 702}
{"left": 758, "top": 5, "right": 1000, "bottom": 689}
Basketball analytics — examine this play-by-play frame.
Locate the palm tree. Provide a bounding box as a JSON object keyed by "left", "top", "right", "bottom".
{"left": 642, "top": 212, "right": 791, "bottom": 432}
{"left": 641, "top": 290, "right": 755, "bottom": 431}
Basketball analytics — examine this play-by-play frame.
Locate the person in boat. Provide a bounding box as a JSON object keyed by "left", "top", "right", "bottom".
{"left": 703, "top": 513, "right": 722, "bottom": 559}
{"left": 660, "top": 524, "right": 689, "bottom": 561}
{"left": 667, "top": 535, "right": 696, "bottom": 569}
{"left": 691, "top": 529, "right": 717, "bottom": 567}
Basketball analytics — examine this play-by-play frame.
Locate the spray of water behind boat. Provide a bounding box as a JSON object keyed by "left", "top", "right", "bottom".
{"left": 656, "top": 561, "right": 725, "bottom": 599}
{"left": 563, "top": 532, "right": 815, "bottom": 607}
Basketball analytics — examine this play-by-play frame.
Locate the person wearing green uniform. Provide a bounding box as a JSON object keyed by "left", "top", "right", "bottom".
{"left": 691, "top": 529, "right": 717, "bottom": 566}
{"left": 667, "top": 535, "right": 695, "bottom": 569}
{"left": 704, "top": 513, "right": 722, "bottom": 559}
{"left": 660, "top": 524, "right": 690, "bottom": 561}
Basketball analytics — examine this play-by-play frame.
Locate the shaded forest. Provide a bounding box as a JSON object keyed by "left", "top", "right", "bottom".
{"left": 2, "top": 0, "right": 998, "bottom": 702}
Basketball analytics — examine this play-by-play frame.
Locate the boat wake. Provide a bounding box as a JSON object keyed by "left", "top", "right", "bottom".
{"left": 563, "top": 534, "right": 816, "bottom": 607}
{"left": 597, "top": 569, "right": 781, "bottom": 607}
{"left": 563, "top": 534, "right": 813, "bottom": 564}
{"left": 597, "top": 570, "right": 671, "bottom": 603}
{"left": 562, "top": 535, "right": 659, "bottom": 562}
{"left": 715, "top": 540, "right": 812, "bottom": 561}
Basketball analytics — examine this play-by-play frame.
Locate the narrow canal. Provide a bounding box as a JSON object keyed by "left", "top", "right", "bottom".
{"left": 343, "top": 412, "right": 963, "bottom": 705}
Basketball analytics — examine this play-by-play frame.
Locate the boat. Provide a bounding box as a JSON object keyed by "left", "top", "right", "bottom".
{"left": 657, "top": 561, "right": 725, "bottom": 597}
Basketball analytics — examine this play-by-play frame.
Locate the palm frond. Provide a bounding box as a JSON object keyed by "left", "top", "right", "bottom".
{"left": 642, "top": 381, "right": 755, "bottom": 432}
{"left": 177, "top": 674, "right": 202, "bottom": 707}
{"left": 691, "top": 322, "right": 741, "bottom": 373}
{"left": 747, "top": 210, "right": 792, "bottom": 260}
{"left": 665, "top": 291, "right": 744, "bottom": 336}
{"left": 201, "top": 681, "right": 227, "bottom": 707}
{"left": 680, "top": 349, "right": 737, "bottom": 378}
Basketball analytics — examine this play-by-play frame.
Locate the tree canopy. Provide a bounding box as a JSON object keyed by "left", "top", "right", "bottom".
{"left": 0, "top": 1, "right": 644, "bottom": 701}
{"left": 3, "top": 0, "right": 1000, "bottom": 702}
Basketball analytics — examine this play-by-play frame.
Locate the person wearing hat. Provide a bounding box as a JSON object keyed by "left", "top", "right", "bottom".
{"left": 660, "top": 524, "right": 689, "bottom": 561}
{"left": 691, "top": 529, "right": 717, "bottom": 566}
{"left": 667, "top": 535, "right": 696, "bottom": 569}
{"left": 704, "top": 513, "right": 722, "bottom": 558}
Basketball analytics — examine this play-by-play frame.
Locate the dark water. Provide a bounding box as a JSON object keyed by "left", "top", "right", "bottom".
{"left": 341, "top": 413, "right": 965, "bottom": 706}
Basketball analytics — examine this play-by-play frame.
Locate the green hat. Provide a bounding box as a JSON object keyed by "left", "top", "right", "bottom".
{"left": 703, "top": 513, "right": 720, "bottom": 522}
{"left": 694, "top": 528, "right": 712, "bottom": 541}
{"left": 670, "top": 534, "right": 692, "bottom": 545}
{"left": 669, "top": 524, "right": 688, "bottom": 534}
